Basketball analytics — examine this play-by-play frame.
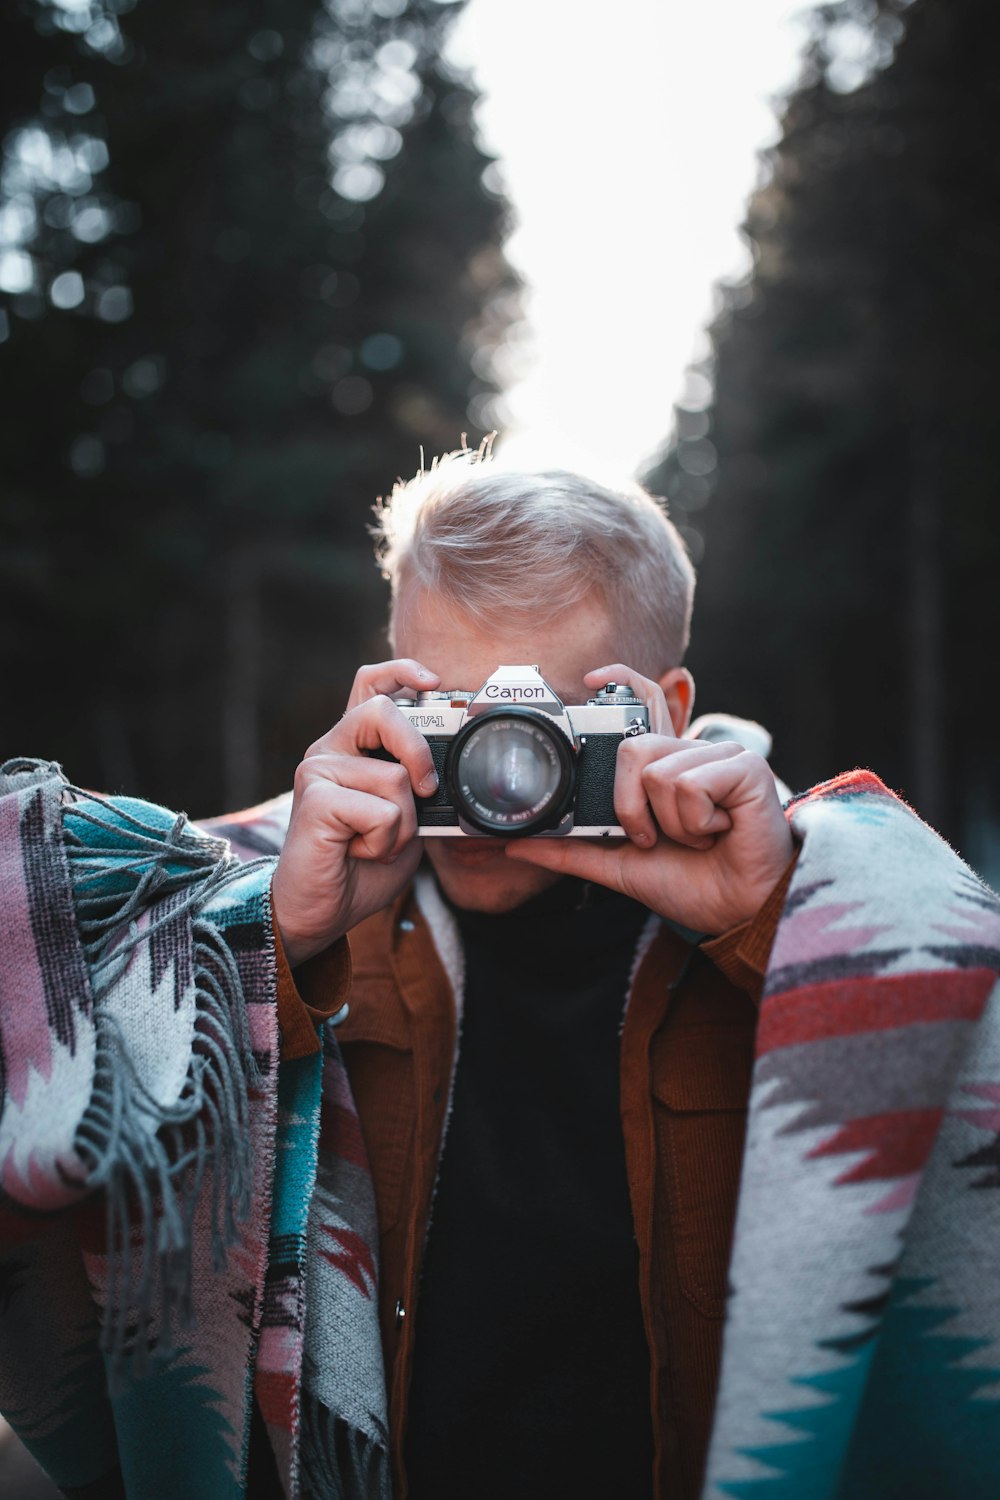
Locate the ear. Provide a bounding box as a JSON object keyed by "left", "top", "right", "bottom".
{"left": 658, "top": 667, "right": 695, "bottom": 737}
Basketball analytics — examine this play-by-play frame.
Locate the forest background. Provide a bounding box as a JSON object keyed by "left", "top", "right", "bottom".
{"left": 2, "top": 0, "right": 998, "bottom": 887}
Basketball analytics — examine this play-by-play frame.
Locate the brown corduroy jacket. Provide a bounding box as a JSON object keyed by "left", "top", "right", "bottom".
{"left": 278, "top": 865, "right": 791, "bottom": 1500}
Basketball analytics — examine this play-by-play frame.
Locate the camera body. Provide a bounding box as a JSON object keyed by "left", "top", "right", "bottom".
{"left": 392, "top": 664, "right": 648, "bottom": 838}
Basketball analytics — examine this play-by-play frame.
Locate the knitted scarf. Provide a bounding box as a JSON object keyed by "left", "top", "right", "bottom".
{"left": 211, "top": 768, "right": 1000, "bottom": 1500}
{"left": 707, "top": 772, "right": 1000, "bottom": 1500}
{"left": 0, "top": 759, "right": 388, "bottom": 1499}
{"left": 3, "top": 757, "right": 1000, "bottom": 1498}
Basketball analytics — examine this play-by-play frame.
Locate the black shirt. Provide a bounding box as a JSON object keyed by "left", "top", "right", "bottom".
{"left": 403, "top": 877, "right": 655, "bottom": 1499}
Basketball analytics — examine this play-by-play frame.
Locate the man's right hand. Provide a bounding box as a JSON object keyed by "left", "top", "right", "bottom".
{"left": 271, "top": 659, "right": 441, "bottom": 968}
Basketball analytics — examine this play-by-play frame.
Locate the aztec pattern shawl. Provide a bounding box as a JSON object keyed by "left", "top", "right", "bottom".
{"left": 212, "top": 768, "right": 1000, "bottom": 1500}
{"left": 3, "top": 754, "right": 1000, "bottom": 1498}
{"left": 706, "top": 772, "right": 1000, "bottom": 1500}
{"left": 0, "top": 759, "right": 388, "bottom": 1500}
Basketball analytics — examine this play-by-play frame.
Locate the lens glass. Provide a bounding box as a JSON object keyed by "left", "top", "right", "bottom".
{"left": 455, "top": 715, "right": 570, "bottom": 831}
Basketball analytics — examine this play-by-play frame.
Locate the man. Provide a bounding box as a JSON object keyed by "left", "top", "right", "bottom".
{"left": 4, "top": 452, "right": 1000, "bottom": 1500}
{"left": 266, "top": 453, "right": 797, "bottom": 1499}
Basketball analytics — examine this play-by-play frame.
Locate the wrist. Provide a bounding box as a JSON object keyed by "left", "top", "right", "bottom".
{"left": 270, "top": 876, "right": 342, "bottom": 969}
{"left": 278, "top": 926, "right": 345, "bottom": 970}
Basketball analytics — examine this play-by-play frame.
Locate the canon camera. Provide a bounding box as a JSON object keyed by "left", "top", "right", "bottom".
{"left": 387, "top": 664, "right": 649, "bottom": 838}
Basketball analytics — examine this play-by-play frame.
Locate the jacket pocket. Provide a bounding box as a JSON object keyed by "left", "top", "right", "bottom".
{"left": 651, "top": 1025, "right": 753, "bottom": 1319}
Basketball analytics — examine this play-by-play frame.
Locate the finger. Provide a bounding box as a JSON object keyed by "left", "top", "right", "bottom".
{"left": 296, "top": 753, "right": 419, "bottom": 849}
{"left": 584, "top": 663, "right": 673, "bottom": 736}
{"left": 346, "top": 659, "right": 440, "bottom": 712}
{"left": 641, "top": 742, "right": 744, "bottom": 849}
{"left": 667, "top": 750, "right": 779, "bottom": 828}
{"left": 613, "top": 733, "right": 678, "bottom": 847}
{"left": 504, "top": 836, "right": 630, "bottom": 894}
{"left": 614, "top": 736, "right": 738, "bottom": 848}
{"left": 673, "top": 774, "right": 735, "bottom": 844}
{"left": 308, "top": 696, "right": 439, "bottom": 798}
{"left": 297, "top": 779, "right": 404, "bottom": 862}
{"left": 644, "top": 748, "right": 779, "bottom": 853}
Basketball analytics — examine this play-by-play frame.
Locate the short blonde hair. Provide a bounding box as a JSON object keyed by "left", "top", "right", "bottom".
{"left": 372, "top": 447, "right": 696, "bottom": 674}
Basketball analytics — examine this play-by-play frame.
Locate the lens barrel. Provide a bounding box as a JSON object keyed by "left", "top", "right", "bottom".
{"left": 448, "top": 707, "right": 575, "bottom": 835}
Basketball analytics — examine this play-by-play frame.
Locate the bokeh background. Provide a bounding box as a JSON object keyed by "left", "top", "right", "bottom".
{"left": 2, "top": 0, "right": 998, "bottom": 883}
{"left": 1, "top": 0, "right": 999, "bottom": 1488}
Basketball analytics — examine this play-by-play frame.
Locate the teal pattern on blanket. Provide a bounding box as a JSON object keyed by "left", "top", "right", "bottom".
{"left": 112, "top": 1352, "right": 242, "bottom": 1500}
{"left": 704, "top": 772, "right": 1000, "bottom": 1500}
{"left": 838, "top": 1277, "right": 1000, "bottom": 1500}
{"left": 272, "top": 1054, "right": 325, "bottom": 1242}
{"left": 0, "top": 1329, "right": 117, "bottom": 1489}
{"left": 0, "top": 760, "right": 388, "bottom": 1498}
{"left": 6, "top": 760, "right": 1000, "bottom": 1496}
{"left": 720, "top": 1351, "right": 874, "bottom": 1499}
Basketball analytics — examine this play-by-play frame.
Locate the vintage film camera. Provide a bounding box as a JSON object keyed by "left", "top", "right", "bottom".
{"left": 390, "top": 664, "right": 649, "bottom": 838}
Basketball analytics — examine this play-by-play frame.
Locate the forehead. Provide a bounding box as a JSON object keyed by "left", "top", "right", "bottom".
{"left": 392, "top": 586, "right": 621, "bottom": 699}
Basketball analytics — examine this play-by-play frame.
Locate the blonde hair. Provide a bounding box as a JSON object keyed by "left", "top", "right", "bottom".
{"left": 372, "top": 446, "right": 696, "bottom": 675}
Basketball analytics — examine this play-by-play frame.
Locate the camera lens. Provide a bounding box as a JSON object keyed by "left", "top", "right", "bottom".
{"left": 449, "top": 709, "right": 574, "bottom": 835}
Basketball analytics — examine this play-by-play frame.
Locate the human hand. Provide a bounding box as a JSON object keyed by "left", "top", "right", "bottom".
{"left": 505, "top": 663, "right": 794, "bottom": 936}
{"left": 271, "top": 659, "right": 441, "bottom": 967}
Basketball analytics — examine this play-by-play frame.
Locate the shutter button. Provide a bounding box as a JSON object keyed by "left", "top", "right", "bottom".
{"left": 395, "top": 1298, "right": 406, "bottom": 1327}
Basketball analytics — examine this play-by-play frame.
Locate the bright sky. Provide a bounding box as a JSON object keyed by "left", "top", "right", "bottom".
{"left": 445, "top": 0, "right": 807, "bottom": 480}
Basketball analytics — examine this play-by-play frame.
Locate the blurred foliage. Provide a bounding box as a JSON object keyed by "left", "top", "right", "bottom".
{"left": 0, "top": 0, "right": 517, "bottom": 813}
{"left": 646, "top": 0, "right": 1000, "bottom": 856}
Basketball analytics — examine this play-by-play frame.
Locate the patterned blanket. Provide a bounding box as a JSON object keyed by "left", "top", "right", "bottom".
{"left": 2, "top": 758, "right": 1000, "bottom": 1498}
{"left": 706, "top": 774, "right": 1000, "bottom": 1500}
{"left": 0, "top": 759, "right": 388, "bottom": 1499}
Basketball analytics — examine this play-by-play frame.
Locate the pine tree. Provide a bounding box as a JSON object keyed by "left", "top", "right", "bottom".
{"left": 0, "top": 0, "right": 516, "bottom": 812}
{"left": 646, "top": 0, "right": 1000, "bottom": 854}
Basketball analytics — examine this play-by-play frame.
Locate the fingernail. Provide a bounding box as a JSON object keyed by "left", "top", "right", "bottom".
{"left": 418, "top": 667, "right": 435, "bottom": 679}
{"left": 419, "top": 771, "right": 439, "bottom": 794}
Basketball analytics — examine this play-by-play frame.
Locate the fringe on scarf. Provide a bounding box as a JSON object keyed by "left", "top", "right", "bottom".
{"left": 299, "top": 1384, "right": 391, "bottom": 1500}
{"left": 9, "top": 761, "right": 273, "bottom": 1375}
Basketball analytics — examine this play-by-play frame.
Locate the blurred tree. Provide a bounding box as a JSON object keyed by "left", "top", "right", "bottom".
{"left": 0, "top": 0, "right": 517, "bottom": 813}
{"left": 646, "top": 0, "right": 1000, "bottom": 860}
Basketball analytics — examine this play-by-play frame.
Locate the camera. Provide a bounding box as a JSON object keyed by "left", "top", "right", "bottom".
{"left": 389, "top": 664, "right": 648, "bottom": 838}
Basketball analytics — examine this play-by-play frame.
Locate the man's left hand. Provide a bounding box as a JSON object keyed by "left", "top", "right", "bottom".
{"left": 505, "top": 664, "right": 794, "bottom": 936}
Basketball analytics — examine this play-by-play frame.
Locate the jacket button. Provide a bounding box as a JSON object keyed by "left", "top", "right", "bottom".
{"left": 395, "top": 1299, "right": 406, "bottom": 1327}
{"left": 399, "top": 919, "right": 415, "bottom": 932}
